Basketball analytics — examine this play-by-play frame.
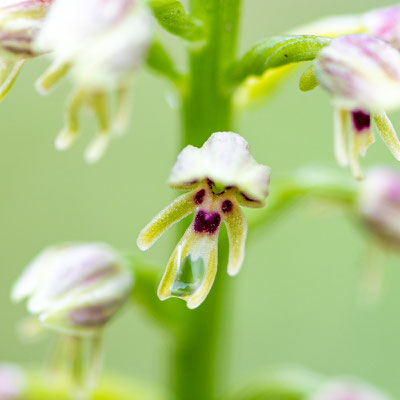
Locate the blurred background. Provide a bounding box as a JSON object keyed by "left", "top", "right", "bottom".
{"left": 1, "top": 0, "right": 400, "bottom": 396}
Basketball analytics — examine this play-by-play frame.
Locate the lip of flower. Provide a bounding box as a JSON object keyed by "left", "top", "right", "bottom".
{"left": 12, "top": 243, "right": 133, "bottom": 336}
{"left": 32, "top": 0, "right": 152, "bottom": 163}
{"left": 311, "top": 34, "right": 400, "bottom": 180}
{"left": 137, "top": 132, "right": 271, "bottom": 309}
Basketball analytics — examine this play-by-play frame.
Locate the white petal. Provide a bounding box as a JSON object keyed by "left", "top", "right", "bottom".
{"left": 364, "top": 5, "right": 400, "bottom": 50}
{"left": 11, "top": 246, "right": 61, "bottom": 303}
{"left": 333, "top": 108, "right": 349, "bottom": 167}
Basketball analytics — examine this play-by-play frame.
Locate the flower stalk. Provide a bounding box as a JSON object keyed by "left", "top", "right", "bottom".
{"left": 172, "top": 1, "right": 242, "bottom": 399}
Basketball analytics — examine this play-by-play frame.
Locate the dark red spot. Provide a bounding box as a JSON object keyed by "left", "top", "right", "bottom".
{"left": 351, "top": 110, "right": 371, "bottom": 133}
{"left": 194, "top": 189, "right": 206, "bottom": 205}
{"left": 194, "top": 210, "right": 221, "bottom": 234}
{"left": 221, "top": 200, "right": 233, "bottom": 213}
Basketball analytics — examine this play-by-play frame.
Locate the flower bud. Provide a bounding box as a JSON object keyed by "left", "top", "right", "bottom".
{"left": 358, "top": 167, "right": 400, "bottom": 247}
{"left": 311, "top": 378, "right": 392, "bottom": 400}
{"left": 12, "top": 243, "right": 133, "bottom": 336}
{"left": 0, "top": 364, "right": 25, "bottom": 400}
{"left": 0, "top": 0, "right": 51, "bottom": 59}
{"left": 0, "top": 0, "right": 51, "bottom": 103}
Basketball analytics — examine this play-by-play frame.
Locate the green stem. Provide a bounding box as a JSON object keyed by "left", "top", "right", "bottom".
{"left": 181, "top": 0, "right": 241, "bottom": 147}
{"left": 172, "top": 1, "right": 242, "bottom": 400}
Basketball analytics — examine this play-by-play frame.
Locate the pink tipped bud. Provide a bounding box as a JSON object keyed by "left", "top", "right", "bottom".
{"left": 12, "top": 243, "right": 133, "bottom": 336}
{"left": 0, "top": 0, "right": 51, "bottom": 59}
{"left": 359, "top": 167, "right": 400, "bottom": 247}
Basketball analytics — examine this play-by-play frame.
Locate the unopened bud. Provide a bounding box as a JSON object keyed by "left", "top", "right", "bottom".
{"left": 12, "top": 243, "right": 133, "bottom": 336}
{"left": 358, "top": 167, "right": 400, "bottom": 247}
{"left": 0, "top": 364, "right": 25, "bottom": 400}
{"left": 0, "top": 0, "right": 51, "bottom": 59}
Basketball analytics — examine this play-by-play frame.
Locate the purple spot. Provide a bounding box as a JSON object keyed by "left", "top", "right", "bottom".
{"left": 221, "top": 200, "right": 233, "bottom": 213}
{"left": 194, "top": 189, "right": 206, "bottom": 205}
{"left": 351, "top": 110, "right": 371, "bottom": 133}
{"left": 194, "top": 210, "right": 221, "bottom": 234}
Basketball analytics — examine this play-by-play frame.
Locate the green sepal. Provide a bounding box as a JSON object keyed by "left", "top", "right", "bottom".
{"left": 148, "top": 0, "right": 205, "bottom": 42}
{"left": 229, "top": 35, "right": 330, "bottom": 85}
{"left": 146, "top": 38, "right": 184, "bottom": 86}
{"left": 299, "top": 64, "right": 319, "bottom": 92}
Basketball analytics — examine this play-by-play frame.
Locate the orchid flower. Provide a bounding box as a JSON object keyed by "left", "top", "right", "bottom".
{"left": 309, "top": 34, "right": 400, "bottom": 179}
{"left": 137, "top": 132, "right": 271, "bottom": 309}
{"left": 34, "top": 0, "right": 152, "bottom": 162}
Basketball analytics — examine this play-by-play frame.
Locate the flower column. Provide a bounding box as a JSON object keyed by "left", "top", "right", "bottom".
{"left": 175, "top": 1, "right": 242, "bottom": 399}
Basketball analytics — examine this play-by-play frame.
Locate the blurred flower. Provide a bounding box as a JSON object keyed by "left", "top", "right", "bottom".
{"left": 0, "top": 0, "right": 51, "bottom": 101}
{"left": 137, "top": 132, "right": 271, "bottom": 309}
{"left": 34, "top": 0, "right": 152, "bottom": 162}
{"left": 311, "top": 378, "right": 392, "bottom": 400}
{"left": 364, "top": 5, "right": 400, "bottom": 50}
{"left": 312, "top": 34, "right": 400, "bottom": 179}
{"left": 12, "top": 243, "right": 133, "bottom": 336}
{"left": 0, "top": 363, "right": 25, "bottom": 400}
{"left": 358, "top": 167, "right": 400, "bottom": 248}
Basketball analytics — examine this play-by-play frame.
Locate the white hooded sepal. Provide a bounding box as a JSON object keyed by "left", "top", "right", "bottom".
{"left": 168, "top": 132, "right": 271, "bottom": 203}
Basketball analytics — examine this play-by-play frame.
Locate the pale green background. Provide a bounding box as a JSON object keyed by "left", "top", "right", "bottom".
{"left": 2, "top": 0, "right": 400, "bottom": 396}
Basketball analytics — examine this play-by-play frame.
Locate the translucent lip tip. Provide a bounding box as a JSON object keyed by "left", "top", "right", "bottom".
{"left": 84, "top": 135, "right": 110, "bottom": 164}
{"left": 54, "top": 130, "right": 77, "bottom": 151}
